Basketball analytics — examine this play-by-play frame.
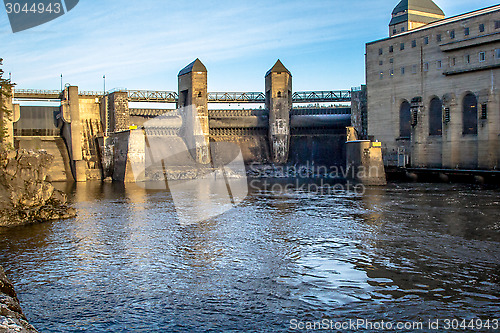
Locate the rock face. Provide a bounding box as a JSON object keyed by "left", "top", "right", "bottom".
{"left": 0, "top": 266, "right": 38, "bottom": 333}
{"left": 0, "top": 145, "right": 76, "bottom": 227}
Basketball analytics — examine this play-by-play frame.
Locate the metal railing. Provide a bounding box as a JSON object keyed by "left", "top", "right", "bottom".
{"left": 291, "top": 91, "right": 351, "bottom": 103}
{"left": 14, "top": 89, "right": 61, "bottom": 95}
{"left": 128, "top": 90, "right": 352, "bottom": 103}
{"left": 128, "top": 90, "right": 178, "bottom": 103}
{"left": 208, "top": 92, "right": 265, "bottom": 103}
{"left": 79, "top": 91, "right": 104, "bottom": 96}
{"left": 14, "top": 89, "right": 353, "bottom": 103}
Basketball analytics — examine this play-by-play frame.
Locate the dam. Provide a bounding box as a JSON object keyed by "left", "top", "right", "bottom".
{"left": 6, "top": 59, "right": 369, "bottom": 183}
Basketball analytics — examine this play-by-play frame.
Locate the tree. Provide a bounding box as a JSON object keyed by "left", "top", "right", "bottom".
{"left": 0, "top": 58, "right": 14, "bottom": 143}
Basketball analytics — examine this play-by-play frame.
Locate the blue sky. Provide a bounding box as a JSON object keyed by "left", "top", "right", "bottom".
{"left": 0, "top": 0, "right": 498, "bottom": 92}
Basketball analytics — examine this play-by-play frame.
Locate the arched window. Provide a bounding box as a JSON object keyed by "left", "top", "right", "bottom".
{"left": 463, "top": 93, "right": 478, "bottom": 135}
{"left": 399, "top": 100, "right": 411, "bottom": 138}
{"left": 429, "top": 97, "right": 442, "bottom": 136}
{"left": 277, "top": 91, "right": 282, "bottom": 98}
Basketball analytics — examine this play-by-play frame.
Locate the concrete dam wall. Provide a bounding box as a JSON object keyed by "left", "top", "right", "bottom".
{"left": 6, "top": 59, "right": 360, "bottom": 182}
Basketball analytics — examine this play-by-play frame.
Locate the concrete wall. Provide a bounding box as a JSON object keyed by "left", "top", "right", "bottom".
{"left": 110, "top": 131, "right": 132, "bottom": 182}
{"left": 79, "top": 96, "right": 104, "bottom": 180}
{"left": 16, "top": 137, "right": 72, "bottom": 182}
{"left": 108, "top": 92, "right": 130, "bottom": 133}
{"left": 367, "top": 6, "right": 500, "bottom": 170}
{"left": 208, "top": 110, "right": 349, "bottom": 168}
{"left": 211, "top": 134, "right": 270, "bottom": 164}
{"left": 209, "top": 130, "right": 347, "bottom": 169}
{"left": 289, "top": 134, "right": 346, "bottom": 168}
{"left": 351, "top": 86, "right": 368, "bottom": 139}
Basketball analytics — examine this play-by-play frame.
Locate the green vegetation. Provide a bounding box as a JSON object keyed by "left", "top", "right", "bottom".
{"left": 0, "top": 58, "right": 14, "bottom": 143}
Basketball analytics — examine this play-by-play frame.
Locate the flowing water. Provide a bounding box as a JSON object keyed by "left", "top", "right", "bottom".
{"left": 0, "top": 181, "right": 499, "bottom": 332}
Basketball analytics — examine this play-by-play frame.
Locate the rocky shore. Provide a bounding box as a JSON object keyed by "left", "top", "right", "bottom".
{"left": 0, "top": 266, "right": 38, "bottom": 333}
{"left": 0, "top": 145, "right": 76, "bottom": 227}
{"left": 0, "top": 145, "right": 78, "bottom": 332}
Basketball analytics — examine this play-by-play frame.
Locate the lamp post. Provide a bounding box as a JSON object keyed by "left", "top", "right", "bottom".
{"left": 103, "top": 75, "right": 107, "bottom": 136}
{"left": 60, "top": 74, "right": 63, "bottom": 91}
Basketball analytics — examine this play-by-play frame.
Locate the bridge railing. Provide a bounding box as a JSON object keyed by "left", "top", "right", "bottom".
{"left": 15, "top": 89, "right": 353, "bottom": 103}
{"left": 14, "top": 89, "right": 61, "bottom": 95}
{"left": 292, "top": 91, "right": 351, "bottom": 103}
{"left": 208, "top": 92, "right": 266, "bottom": 103}
{"left": 14, "top": 89, "right": 104, "bottom": 97}
{"left": 128, "top": 90, "right": 352, "bottom": 103}
{"left": 128, "top": 90, "right": 178, "bottom": 102}
{"left": 79, "top": 91, "right": 104, "bottom": 96}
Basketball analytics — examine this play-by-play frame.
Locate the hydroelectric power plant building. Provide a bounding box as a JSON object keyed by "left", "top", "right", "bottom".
{"left": 366, "top": 1, "right": 500, "bottom": 171}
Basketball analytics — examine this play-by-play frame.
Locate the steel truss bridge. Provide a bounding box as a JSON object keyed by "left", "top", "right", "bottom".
{"left": 14, "top": 89, "right": 352, "bottom": 103}
{"left": 130, "top": 90, "right": 351, "bottom": 103}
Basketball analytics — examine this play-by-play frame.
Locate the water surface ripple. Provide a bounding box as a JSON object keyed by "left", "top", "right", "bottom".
{"left": 0, "top": 182, "right": 499, "bottom": 332}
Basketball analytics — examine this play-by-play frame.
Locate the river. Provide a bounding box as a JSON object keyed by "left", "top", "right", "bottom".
{"left": 0, "top": 181, "right": 499, "bottom": 332}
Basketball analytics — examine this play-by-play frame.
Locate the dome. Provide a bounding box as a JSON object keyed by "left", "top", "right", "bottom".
{"left": 392, "top": 0, "right": 444, "bottom": 16}
{"left": 389, "top": 0, "right": 445, "bottom": 28}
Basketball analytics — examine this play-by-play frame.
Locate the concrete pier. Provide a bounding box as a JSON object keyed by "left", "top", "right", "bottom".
{"left": 178, "top": 59, "right": 211, "bottom": 165}
{"left": 346, "top": 127, "right": 386, "bottom": 185}
{"left": 266, "top": 60, "right": 292, "bottom": 164}
{"left": 60, "top": 86, "right": 86, "bottom": 182}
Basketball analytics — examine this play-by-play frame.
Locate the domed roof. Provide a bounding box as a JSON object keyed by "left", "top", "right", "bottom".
{"left": 392, "top": 0, "right": 444, "bottom": 16}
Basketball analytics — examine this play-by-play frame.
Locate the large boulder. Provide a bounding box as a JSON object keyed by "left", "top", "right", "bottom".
{"left": 0, "top": 145, "right": 76, "bottom": 227}
{"left": 0, "top": 266, "right": 38, "bottom": 332}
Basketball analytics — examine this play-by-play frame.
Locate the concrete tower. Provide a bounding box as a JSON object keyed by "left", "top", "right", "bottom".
{"left": 178, "top": 59, "right": 210, "bottom": 164}
{"left": 265, "top": 60, "right": 292, "bottom": 164}
{"left": 389, "top": 0, "right": 444, "bottom": 37}
{"left": 61, "top": 86, "right": 86, "bottom": 182}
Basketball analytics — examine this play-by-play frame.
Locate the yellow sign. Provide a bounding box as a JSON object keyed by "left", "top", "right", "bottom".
{"left": 129, "top": 125, "right": 138, "bottom": 130}
{"left": 372, "top": 142, "right": 382, "bottom": 147}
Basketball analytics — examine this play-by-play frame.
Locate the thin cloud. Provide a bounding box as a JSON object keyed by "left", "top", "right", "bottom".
{"left": 1, "top": 0, "right": 497, "bottom": 91}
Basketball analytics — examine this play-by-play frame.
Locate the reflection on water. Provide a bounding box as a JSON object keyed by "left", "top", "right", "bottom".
{"left": 0, "top": 182, "right": 499, "bottom": 332}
